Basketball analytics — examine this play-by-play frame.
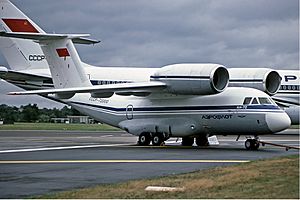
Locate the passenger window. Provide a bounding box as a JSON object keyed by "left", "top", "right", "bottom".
{"left": 243, "top": 97, "right": 252, "bottom": 105}
{"left": 258, "top": 97, "right": 271, "bottom": 105}
{"left": 251, "top": 98, "right": 259, "bottom": 104}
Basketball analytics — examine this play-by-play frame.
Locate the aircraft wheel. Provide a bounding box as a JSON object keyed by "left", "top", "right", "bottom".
{"left": 195, "top": 135, "right": 209, "bottom": 146}
{"left": 138, "top": 132, "right": 151, "bottom": 146}
{"left": 245, "top": 139, "right": 252, "bottom": 150}
{"left": 182, "top": 137, "right": 194, "bottom": 146}
{"left": 152, "top": 133, "right": 164, "bottom": 146}
{"left": 245, "top": 139, "right": 260, "bottom": 150}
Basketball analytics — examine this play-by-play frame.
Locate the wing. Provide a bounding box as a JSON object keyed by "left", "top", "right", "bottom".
{"left": 1, "top": 70, "right": 53, "bottom": 90}
{"left": 8, "top": 81, "right": 167, "bottom": 97}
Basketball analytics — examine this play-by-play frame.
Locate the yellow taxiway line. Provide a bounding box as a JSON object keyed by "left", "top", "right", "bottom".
{"left": 0, "top": 159, "right": 250, "bottom": 164}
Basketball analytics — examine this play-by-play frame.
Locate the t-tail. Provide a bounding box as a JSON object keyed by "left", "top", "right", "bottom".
{"left": 0, "top": 0, "right": 48, "bottom": 71}
{"left": 40, "top": 38, "right": 93, "bottom": 90}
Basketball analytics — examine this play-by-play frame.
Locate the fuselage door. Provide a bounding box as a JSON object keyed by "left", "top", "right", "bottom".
{"left": 126, "top": 104, "right": 134, "bottom": 120}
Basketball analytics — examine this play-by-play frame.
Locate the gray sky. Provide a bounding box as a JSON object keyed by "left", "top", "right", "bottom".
{"left": 0, "top": 0, "right": 299, "bottom": 108}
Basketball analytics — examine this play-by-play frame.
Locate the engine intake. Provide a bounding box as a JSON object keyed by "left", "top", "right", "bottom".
{"left": 151, "top": 63, "right": 229, "bottom": 95}
{"left": 228, "top": 68, "right": 281, "bottom": 96}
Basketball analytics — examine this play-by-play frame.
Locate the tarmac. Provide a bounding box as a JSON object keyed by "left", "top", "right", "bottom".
{"left": 0, "top": 129, "right": 299, "bottom": 198}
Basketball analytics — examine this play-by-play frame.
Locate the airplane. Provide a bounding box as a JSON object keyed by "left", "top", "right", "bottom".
{"left": 0, "top": 0, "right": 292, "bottom": 150}
{"left": 1, "top": 0, "right": 298, "bottom": 127}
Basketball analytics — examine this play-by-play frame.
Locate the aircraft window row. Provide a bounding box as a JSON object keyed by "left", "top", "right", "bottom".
{"left": 96, "top": 80, "right": 129, "bottom": 85}
{"left": 243, "top": 97, "right": 273, "bottom": 105}
{"left": 280, "top": 85, "right": 300, "bottom": 91}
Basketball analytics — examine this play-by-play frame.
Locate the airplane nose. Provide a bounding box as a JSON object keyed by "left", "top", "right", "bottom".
{"left": 266, "top": 112, "right": 291, "bottom": 133}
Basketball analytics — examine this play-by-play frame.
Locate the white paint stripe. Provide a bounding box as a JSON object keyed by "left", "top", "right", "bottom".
{"left": 0, "top": 143, "right": 133, "bottom": 154}
{"left": 219, "top": 139, "right": 299, "bottom": 142}
{"left": 0, "top": 159, "right": 250, "bottom": 164}
{"left": 100, "top": 135, "right": 114, "bottom": 137}
{"left": 145, "top": 186, "right": 185, "bottom": 192}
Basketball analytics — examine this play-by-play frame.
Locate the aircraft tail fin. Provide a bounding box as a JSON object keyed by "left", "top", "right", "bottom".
{"left": 0, "top": 0, "right": 48, "bottom": 71}
{"left": 40, "top": 37, "right": 93, "bottom": 89}
{"left": 0, "top": 31, "right": 98, "bottom": 89}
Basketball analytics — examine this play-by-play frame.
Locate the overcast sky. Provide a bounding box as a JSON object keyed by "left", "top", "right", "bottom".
{"left": 0, "top": 0, "right": 299, "bottom": 108}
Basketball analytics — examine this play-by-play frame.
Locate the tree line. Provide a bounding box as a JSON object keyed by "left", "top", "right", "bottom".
{"left": 0, "top": 104, "right": 81, "bottom": 124}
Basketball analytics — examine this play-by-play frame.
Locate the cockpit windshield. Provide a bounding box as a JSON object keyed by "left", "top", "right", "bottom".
{"left": 243, "top": 97, "right": 275, "bottom": 105}
{"left": 258, "top": 97, "right": 273, "bottom": 105}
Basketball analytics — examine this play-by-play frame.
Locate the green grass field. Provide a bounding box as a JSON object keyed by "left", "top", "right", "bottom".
{"left": 36, "top": 155, "right": 299, "bottom": 199}
{"left": 0, "top": 122, "right": 120, "bottom": 131}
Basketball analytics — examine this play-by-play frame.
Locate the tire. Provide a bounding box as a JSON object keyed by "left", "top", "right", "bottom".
{"left": 245, "top": 139, "right": 259, "bottom": 150}
{"left": 245, "top": 139, "right": 252, "bottom": 150}
{"left": 152, "top": 133, "right": 164, "bottom": 146}
{"left": 182, "top": 137, "right": 194, "bottom": 146}
{"left": 138, "top": 132, "right": 151, "bottom": 146}
{"left": 195, "top": 135, "right": 209, "bottom": 146}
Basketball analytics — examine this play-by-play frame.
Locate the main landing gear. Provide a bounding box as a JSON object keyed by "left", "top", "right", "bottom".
{"left": 244, "top": 137, "right": 260, "bottom": 150}
{"left": 138, "top": 132, "right": 169, "bottom": 146}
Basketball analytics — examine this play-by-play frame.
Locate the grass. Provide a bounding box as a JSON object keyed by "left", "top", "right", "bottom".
{"left": 36, "top": 155, "right": 299, "bottom": 199}
{"left": 0, "top": 122, "right": 120, "bottom": 131}
{"left": 291, "top": 124, "right": 300, "bottom": 129}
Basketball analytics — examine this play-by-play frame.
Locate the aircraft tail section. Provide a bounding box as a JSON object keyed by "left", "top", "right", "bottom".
{"left": 0, "top": 0, "right": 48, "bottom": 71}
{"left": 40, "top": 38, "right": 92, "bottom": 89}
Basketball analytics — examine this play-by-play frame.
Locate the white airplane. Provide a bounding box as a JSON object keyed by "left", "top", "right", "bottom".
{"left": 0, "top": 0, "right": 292, "bottom": 150}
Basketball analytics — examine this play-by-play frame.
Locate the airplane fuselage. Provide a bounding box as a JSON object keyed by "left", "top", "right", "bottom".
{"left": 60, "top": 87, "right": 290, "bottom": 138}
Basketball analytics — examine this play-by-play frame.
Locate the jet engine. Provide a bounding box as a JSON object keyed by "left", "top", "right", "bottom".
{"left": 0, "top": 66, "right": 8, "bottom": 77}
{"left": 228, "top": 68, "right": 281, "bottom": 96}
{"left": 151, "top": 63, "right": 229, "bottom": 95}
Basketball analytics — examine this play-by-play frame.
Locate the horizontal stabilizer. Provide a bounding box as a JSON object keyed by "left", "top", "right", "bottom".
{"left": 0, "top": 31, "right": 100, "bottom": 44}
{"left": 8, "top": 81, "right": 166, "bottom": 96}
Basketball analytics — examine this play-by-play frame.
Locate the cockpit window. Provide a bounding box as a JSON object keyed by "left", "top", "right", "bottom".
{"left": 251, "top": 98, "right": 259, "bottom": 104}
{"left": 268, "top": 98, "right": 276, "bottom": 105}
{"left": 258, "top": 97, "right": 272, "bottom": 105}
{"left": 243, "top": 97, "right": 252, "bottom": 105}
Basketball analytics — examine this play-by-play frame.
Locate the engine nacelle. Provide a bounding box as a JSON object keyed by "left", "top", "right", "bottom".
{"left": 0, "top": 66, "right": 8, "bottom": 77}
{"left": 151, "top": 63, "right": 229, "bottom": 95}
{"left": 228, "top": 68, "right": 281, "bottom": 96}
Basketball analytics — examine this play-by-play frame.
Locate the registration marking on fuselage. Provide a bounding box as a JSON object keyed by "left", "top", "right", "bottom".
{"left": 0, "top": 160, "right": 250, "bottom": 164}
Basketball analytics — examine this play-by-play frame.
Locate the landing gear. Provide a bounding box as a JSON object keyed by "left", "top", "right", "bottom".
{"left": 182, "top": 137, "right": 194, "bottom": 146}
{"left": 245, "top": 138, "right": 260, "bottom": 150}
{"left": 137, "top": 132, "right": 167, "bottom": 146}
{"left": 152, "top": 133, "right": 164, "bottom": 146}
{"left": 195, "top": 134, "right": 209, "bottom": 146}
{"left": 138, "top": 132, "right": 151, "bottom": 146}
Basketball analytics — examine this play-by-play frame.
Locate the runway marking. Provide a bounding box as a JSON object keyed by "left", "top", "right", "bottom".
{"left": 0, "top": 143, "right": 134, "bottom": 154}
{"left": 0, "top": 159, "right": 250, "bottom": 164}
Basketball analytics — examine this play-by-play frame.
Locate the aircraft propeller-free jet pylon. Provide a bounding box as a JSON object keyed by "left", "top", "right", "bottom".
{"left": 0, "top": 0, "right": 292, "bottom": 150}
